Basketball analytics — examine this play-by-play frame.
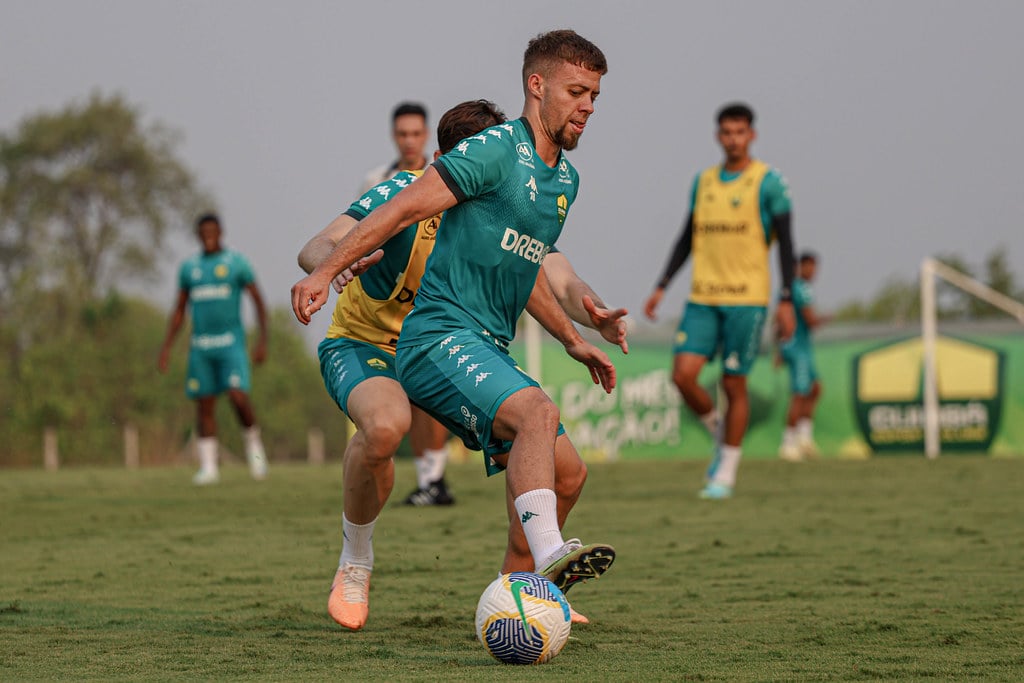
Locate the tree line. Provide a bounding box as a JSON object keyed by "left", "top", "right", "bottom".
{"left": 0, "top": 93, "right": 346, "bottom": 467}
{"left": 832, "top": 250, "right": 1021, "bottom": 323}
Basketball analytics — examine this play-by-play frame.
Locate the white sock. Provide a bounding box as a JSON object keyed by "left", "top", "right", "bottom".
{"left": 699, "top": 410, "right": 721, "bottom": 438}
{"left": 420, "top": 448, "right": 447, "bottom": 487}
{"left": 197, "top": 437, "right": 218, "bottom": 472}
{"left": 711, "top": 445, "right": 742, "bottom": 487}
{"left": 243, "top": 425, "right": 264, "bottom": 455}
{"left": 339, "top": 514, "right": 375, "bottom": 570}
{"left": 513, "top": 489, "right": 564, "bottom": 571}
{"left": 797, "top": 418, "right": 813, "bottom": 441}
{"left": 782, "top": 426, "right": 799, "bottom": 448}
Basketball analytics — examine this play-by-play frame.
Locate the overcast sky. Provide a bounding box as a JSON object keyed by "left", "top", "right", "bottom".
{"left": 3, "top": 0, "right": 1022, "bottom": 345}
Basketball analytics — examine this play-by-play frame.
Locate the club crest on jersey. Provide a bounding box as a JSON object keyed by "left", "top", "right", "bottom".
{"left": 556, "top": 194, "right": 568, "bottom": 225}
{"left": 366, "top": 358, "right": 389, "bottom": 370}
{"left": 214, "top": 263, "right": 229, "bottom": 279}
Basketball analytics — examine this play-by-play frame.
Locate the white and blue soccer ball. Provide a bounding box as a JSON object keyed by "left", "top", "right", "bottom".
{"left": 474, "top": 571, "right": 572, "bottom": 665}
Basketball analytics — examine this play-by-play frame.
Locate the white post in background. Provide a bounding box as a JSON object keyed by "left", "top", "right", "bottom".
{"left": 43, "top": 427, "right": 59, "bottom": 470}
{"left": 920, "top": 258, "right": 940, "bottom": 459}
{"left": 920, "top": 256, "right": 1024, "bottom": 460}
{"left": 524, "top": 316, "right": 542, "bottom": 384}
{"left": 307, "top": 427, "right": 325, "bottom": 464}
{"left": 124, "top": 423, "right": 140, "bottom": 469}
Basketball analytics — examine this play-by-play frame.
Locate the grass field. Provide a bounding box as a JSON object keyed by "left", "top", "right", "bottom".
{"left": 2, "top": 457, "right": 1022, "bottom": 681}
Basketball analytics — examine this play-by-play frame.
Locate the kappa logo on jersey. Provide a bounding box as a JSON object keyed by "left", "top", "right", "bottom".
{"left": 465, "top": 362, "right": 480, "bottom": 376}
{"left": 456, "top": 140, "right": 470, "bottom": 155}
{"left": 191, "top": 267, "right": 203, "bottom": 281}
{"left": 500, "top": 227, "right": 550, "bottom": 264}
{"left": 556, "top": 194, "right": 569, "bottom": 225}
{"left": 358, "top": 196, "right": 372, "bottom": 211}
{"left": 474, "top": 372, "right": 492, "bottom": 386}
{"left": 525, "top": 176, "right": 537, "bottom": 202}
{"left": 438, "top": 335, "right": 455, "bottom": 349}
{"left": 487, "top": 129, "right": 503, "bottom": 140}
{"left": 455, "top": 354, "right": 472, "bottom": 368}
{"left": 375, "top": 185, "right": 392, "bottom": 200}
{"left": 447, "top": 344, "right": 464, "bottom": 358}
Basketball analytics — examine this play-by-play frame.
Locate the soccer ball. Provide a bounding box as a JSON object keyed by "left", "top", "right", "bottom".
{"left": 474, "top": 571, "right": 572, "bottom": 665}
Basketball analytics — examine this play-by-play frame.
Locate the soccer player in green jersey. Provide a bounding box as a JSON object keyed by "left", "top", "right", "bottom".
{"left": 778, "top": 251, "right": 828, "bottom": 462}
{"left": 298, "top": 98, "right": 627, "bottom": 630}
{"left": 158, "top": 213, "right": 269, "bottom": 485}
{"left": 292, "top": 30, "right": 618, "bottom": 599}
{"left": 644, "top": 103, "right": 797, "bottom": 499}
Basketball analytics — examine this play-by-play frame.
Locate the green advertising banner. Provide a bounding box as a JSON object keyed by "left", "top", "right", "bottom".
{"left": 509, "top": 330, "right": 1024, "bottom": 461}
{"left": 852, "top": 336, "right": 1004, "bottom": 453}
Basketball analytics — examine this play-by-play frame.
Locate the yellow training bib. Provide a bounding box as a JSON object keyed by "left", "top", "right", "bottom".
{"left": 690, "top": 159, "right": 772, "bottom": 306}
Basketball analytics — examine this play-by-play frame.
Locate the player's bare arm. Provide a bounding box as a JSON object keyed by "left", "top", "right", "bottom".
{"left": 645, "top": 213, "right": 694, "bottom": 321}
{"left": 157, "top": 288, "right": 189, "bottom": 373}
{"left": 246, "top": 282, "right": 269, "bottom": 365}
{"left": 290, "top": 167, "right": 457, "bottom": 324}
{"left": 543, "top": 251, "right": 628, "bottom": 354}
{"left": 527, "top": 265, "right": 616, "bottom": 393}
{"left": 297, "top": 213, "right": 385, "bottom": 293}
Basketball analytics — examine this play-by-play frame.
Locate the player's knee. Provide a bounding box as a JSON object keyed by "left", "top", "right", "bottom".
{"left": 359, "top": 419, "right": 407, "bottom": 459}
{"left": 523, "top": 397, "right": 560, "bottom": 432}
{"left": 672, "top": 368, "right": 697, "bottom": 394}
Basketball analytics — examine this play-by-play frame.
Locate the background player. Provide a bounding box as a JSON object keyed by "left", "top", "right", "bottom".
{"left": 359, "top": 102, "right": 431, "bottom": 194}
{"left": 778, "top": 251, "right": 828, "bottom": 461}
{"left": 292, "top": 29, "right": 618, "bottom": 614}
{"left": 158, "top": 213, "right": 269, "bottom": 485}
{"left": 644, "top": 102, "right": 796, "bottom": 499}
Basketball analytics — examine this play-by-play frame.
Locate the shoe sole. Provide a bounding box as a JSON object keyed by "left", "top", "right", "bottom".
{"left": 541, "top": 544, "right": 615, "bottom": 594}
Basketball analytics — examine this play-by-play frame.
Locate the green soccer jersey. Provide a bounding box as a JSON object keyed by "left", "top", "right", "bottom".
{"left": 179, "top": 249, "right": 254, "bottom": 343}
{"left": 343, "top": 170, "right": 422, "bottom": 300}
{"left": 398, "top": 118, "right": 580, "bottom": 347}
{"left": 791, "top": 277, "right": 814, "bottom": 346}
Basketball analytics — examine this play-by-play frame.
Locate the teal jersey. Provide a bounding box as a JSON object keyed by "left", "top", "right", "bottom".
{"left": 344, "top": 170, "right": 422, "bottom": 300}
{"left": 178, "top": 249, "right": 254, "bottom": 339}
{"left": 790, "top": 277, "right": 814, "bottom": 345}
{"left": 688, "top": 164, "right": 791, "bottom": 243}
{"left": 399, "top": 118, "right": 580, "bottom": 347}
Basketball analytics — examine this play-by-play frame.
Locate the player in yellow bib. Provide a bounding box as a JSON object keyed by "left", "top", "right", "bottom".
{"left": 645, "top": 103, "right": 797, "bottom": 499}
{"left": 296, "top": 99, "right": 627, "bottom": 631}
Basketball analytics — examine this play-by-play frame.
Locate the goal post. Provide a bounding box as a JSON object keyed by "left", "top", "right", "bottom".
{"left": 919, "top": 257, "right": 1024, "bottom": 458}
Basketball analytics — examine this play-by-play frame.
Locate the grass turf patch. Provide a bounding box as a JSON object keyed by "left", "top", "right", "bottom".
{"left": 1, "top": 457, "right": 1022, "bottom": 681}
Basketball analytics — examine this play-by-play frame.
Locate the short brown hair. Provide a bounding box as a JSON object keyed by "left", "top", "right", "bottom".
{"left": 436, "top": 100, "right": 507, "bottom": 153}
{"left": 522, "top": 29, "right": 607, "bottom": 86}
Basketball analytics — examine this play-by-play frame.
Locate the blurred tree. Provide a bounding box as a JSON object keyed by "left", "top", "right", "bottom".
{"left": 970, "top": 247, "right": 1017, "bottom": 319}
{"left": 0, "top": 92, "right": 209, "bottom": 374}
{"left": 832, "top": 248, "right": 1022, "bottom": 322}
